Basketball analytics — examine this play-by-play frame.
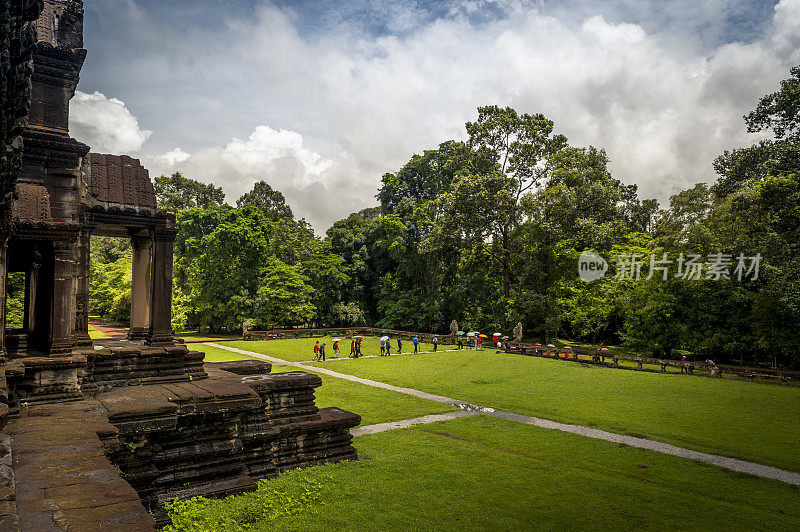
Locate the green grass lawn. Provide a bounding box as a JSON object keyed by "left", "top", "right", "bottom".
{"left": 167, "top": 415, "right": 800, "bottom": 531}
{"left": 293, "top": 350, "right": 800, "bottom": 473}
{"left": 195, "top": 343, "right": 262, "bottom": 362}
{"left": 217, "top": 336, "right": 441, "bottom": 362}
{"left": 176, "top": 330, "right": 241, "bottom": 342}
{"left": 199, "top": 339, "right": 800, "bottom": 471}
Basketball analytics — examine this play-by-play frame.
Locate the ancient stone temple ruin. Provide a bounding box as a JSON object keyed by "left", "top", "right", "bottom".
{"left": 0, "top": 1, "right": 359, "bottom": 528}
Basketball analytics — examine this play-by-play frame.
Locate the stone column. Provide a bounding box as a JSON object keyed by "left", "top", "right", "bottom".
{"left": 146, "top": 226, "right": 177, "bottom": 346}
{"left": 73, "top": 229, "right": 92, "bottom": 346}
{"left": 128, "top": 234, "right": 153, "bottom": 341}
{"left": 50, "top": 236, "right": 79, "bottom": 355}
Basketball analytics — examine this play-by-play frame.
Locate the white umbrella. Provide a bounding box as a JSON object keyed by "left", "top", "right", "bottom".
{"left": 332, "top": 338, "right": 341, "bottom": 342}
{"left": 547, "top": 344, "right": 556, "bottom": 348}
{"left": 380, "top": 335, "right": 389, "bottom": 341}
{"left": 493, "top": 333, "right": 502, "bottom": 337}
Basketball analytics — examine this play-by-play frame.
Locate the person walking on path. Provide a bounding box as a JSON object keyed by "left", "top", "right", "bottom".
{"left": 380, "top": 340, "right": 385, "bottom": 356}
{"left": 386, "top": 338, "right": 392, "bottom": 355}
{"left": 350, "top": 340, "right": 356, "bottom": 358}
{"left": 397, "top": 337, "right": 403, "bottom": 354}
{"left": 413, "top": 336, "right": 419, "bottom": 353}
{"left": 356, "top": 338, "right": 362, "bottom": 357}
{"left": 333, "top": 340, "right": 339, "bottom": 359}
{"left": 433, "top": 336, "right": 438, "bottom": 352}
{"left": 457, "top": 336, "right": 463, "bottom": 350}
{"left": 319, "top": 342, "right": 326, "bottom": 361}
{"left": 477, "top": 336, "right": 482, "bottom": 350}
{"left": 313, "top": 341, "right": 320, "bottom": 361}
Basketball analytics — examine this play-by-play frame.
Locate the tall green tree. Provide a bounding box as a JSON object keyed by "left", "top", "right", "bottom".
{"left": 154, "top": 172, "right": 226, "bottom": 211}
{"left": 436, "top": 106, "right": 568, "bottom": 298}
{"left": 236, "top": 180, "right": 294, "bottom": 221}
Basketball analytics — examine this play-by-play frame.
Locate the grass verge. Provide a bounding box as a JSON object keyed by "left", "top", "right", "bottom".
{"left": 169, "top": 415, "right": 800, "bottom": 530}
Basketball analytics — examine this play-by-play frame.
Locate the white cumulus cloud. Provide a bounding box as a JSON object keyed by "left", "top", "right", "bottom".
{"left": 148, "top": 125, "right": 362, "bottom": 229}
{"left": 159, "top": 148, "right": 191, "bottom": 165}
{"left": 69, "top": 90, "right": 152, "bottom": 154}
{"left": 75, "top": 0, "right": 800, "bottom": 231}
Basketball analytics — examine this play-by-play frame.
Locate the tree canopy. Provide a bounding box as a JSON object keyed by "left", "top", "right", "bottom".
{"left": 236, "top": 180, "right": 294, "bottom": 221}
{"left": 87, "top": 65, "right": 800, "bottom": 368}
{"left": 154, "top": 172, "right": 226, "bottom": 211}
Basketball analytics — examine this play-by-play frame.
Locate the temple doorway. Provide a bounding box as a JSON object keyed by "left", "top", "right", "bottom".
{"left": 89, "top": 232, "right": 153, "bottom": 341}
{"left": 89, "top": 236, "right": 133, "bottom": 327}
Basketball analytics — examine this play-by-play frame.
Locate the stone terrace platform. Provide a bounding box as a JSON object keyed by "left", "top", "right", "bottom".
{"left": 1, "top": 360, "right": 360, "bottom": 530}
{"left": 8, "top": 401, "right": 155, "bottom": 531}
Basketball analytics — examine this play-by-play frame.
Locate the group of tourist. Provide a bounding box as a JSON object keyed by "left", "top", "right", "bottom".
{"left": 313, "top": 341, "right": 326, "bottom": 361}
{"left": 379, "top": 338, "right": 395, "bottom": 356}
{"left": 313, "top": 335, "right": 446, "bottom": 360}
{"left": 311, "top": 332, "right": 511, "bottom": 361}
{"left": 350, "top": 338, "right": 363, "bottom": 358}
{"left": 313, "top": 338, "right": 367, "bottom": 360}
{"left": 455, "top": 335, "right": 493, "bottom": 349}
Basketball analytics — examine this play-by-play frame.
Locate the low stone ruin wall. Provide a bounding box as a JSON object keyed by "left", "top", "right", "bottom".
{"left": 508, "top": 343, "right": 800, "bottom": 385}
{"left": 3, "top": 342, "right": 208, "bottom": 407}
{"left": 0, "top": 351, "right": 361, "bottom": 528}
{"left": 99, "top": 362, "right": 360, "bottom": 525}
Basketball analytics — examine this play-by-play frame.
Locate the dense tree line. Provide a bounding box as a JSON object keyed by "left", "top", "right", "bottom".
{"left": 88, "top": 66, "right": 800, "bottom": 367}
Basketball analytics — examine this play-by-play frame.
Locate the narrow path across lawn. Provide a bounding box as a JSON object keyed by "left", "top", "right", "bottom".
{"left": 351, "top": 411, "right": 478, "bottom": 436}
{"left": 88, "top": 317, "right": 128, "bottom": 339}
{"left": 205, "top": 342, "right": 800, "bottom": 486}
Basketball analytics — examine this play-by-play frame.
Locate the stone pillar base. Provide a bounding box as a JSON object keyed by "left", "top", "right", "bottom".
{"left": 145, "top": 332, "right": 174, "bottom": 347}
{"left": 49, "top": 338, "right": 75, "bottom": 356}
{"left": 127, "top": 327, "right": 149, "bottom": 341}
{"left": 74, "top": 332, "right": 92, "bottom": 346}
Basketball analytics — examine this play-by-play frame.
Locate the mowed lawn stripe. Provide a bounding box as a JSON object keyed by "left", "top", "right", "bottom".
{"left": 298, "top": 350, "right": 800, "bottom": 472}
{"left": 212, "top": 339, "right": 800, "bottom": 472}
{"left": 263, "top": 415, "right": 800, "bottom": 531}
{"left": 206, "top": 342, "right": 800, "bottom": 481}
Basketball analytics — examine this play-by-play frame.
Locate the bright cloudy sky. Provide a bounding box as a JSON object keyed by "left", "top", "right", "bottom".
{"left": 70, "top": 0, "right": 800, "bottom": 232}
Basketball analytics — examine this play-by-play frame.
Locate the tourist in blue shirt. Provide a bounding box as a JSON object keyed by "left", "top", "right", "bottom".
{"left": 413, "top": 336, "right": 419, "bottom": 353}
